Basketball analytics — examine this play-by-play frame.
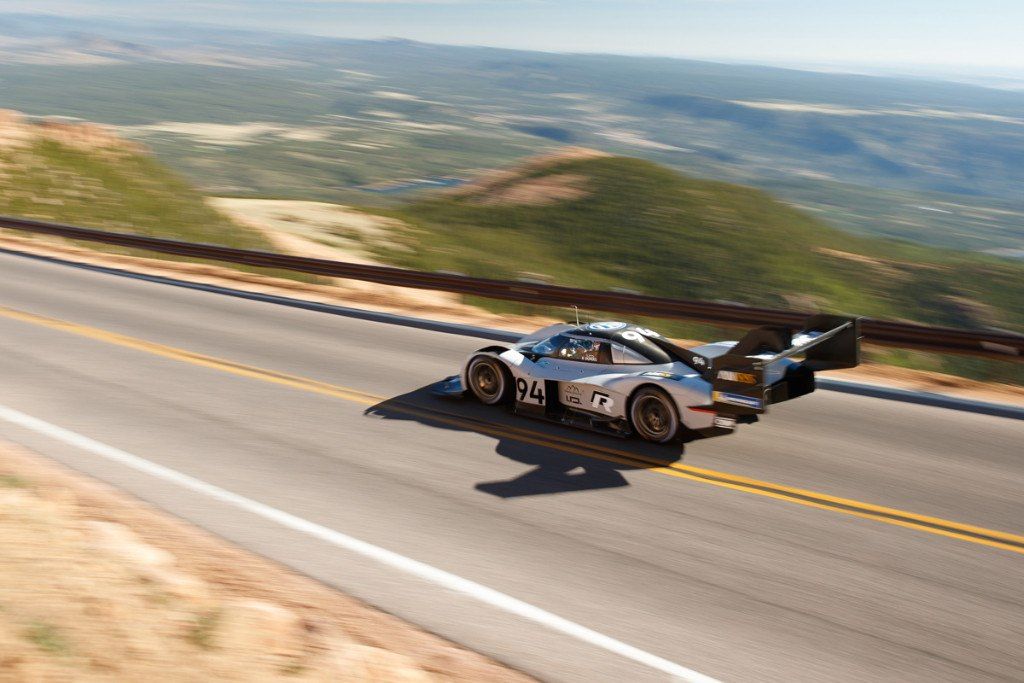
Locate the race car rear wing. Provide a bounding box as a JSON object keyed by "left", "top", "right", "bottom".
{"left": 706, "top": 315, "right": 861, "bottom": 416}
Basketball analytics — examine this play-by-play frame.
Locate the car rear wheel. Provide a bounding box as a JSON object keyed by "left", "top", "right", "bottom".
{"left": 467, "top": 356, "right": 511, "bottom": 405}
{"left": 630, "top": 387, "right": 679, "bottom": 443}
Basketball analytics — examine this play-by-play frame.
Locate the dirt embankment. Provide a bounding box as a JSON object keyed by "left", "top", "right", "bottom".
{"left": 0, "top": 109, "right": 144, "bottom": 156}
{"left": 0, "top": 443, "right": 530, "bottom": 682}
{"left": 208, "top": 197, "right": 475, "bottom": 312}
{"left": 445, "top": 147, "right": 607, "bottom": 206}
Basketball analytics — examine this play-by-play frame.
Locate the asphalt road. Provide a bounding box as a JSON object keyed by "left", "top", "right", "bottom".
{"left": 0, "top": 250, "right": 1021, "bottom": 682}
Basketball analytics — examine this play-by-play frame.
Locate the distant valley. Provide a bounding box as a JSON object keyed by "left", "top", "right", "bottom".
{"left": 0, "top": 13, "right": 1022, "bottom": 257}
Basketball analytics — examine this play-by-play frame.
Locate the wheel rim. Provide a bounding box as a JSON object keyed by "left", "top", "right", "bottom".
{"left": 471, "top": 360, "right": 502, "bottom": 402}
{"left": 635, "top": 395, "right": 673, "bottom": 441}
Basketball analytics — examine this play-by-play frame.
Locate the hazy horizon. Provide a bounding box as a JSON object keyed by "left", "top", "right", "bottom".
{"left": 2, "top": 1, "right": 1023, "bottom": 76}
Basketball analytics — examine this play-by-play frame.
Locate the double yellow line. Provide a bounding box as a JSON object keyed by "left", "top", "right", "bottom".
{"left": 1, "top": 303, "right": 1022, "bottom": 555}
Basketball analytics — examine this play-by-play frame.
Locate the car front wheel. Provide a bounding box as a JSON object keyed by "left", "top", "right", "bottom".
{"left": 466, "top": 356, "right": 511, "bottom": 405}
{"left": 630, "top": 387, "right": 679, "bottom": 443}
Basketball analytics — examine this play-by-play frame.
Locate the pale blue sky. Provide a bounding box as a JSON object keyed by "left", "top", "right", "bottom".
{"left": 8, "top": 0, "right": 1024, "bottom": 69}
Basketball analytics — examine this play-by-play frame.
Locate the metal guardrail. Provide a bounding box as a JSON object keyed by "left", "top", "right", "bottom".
{"left": 2, "top": 215, "right": 1021, "bottom": 361}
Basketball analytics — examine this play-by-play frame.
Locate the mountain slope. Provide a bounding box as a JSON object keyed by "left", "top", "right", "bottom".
{"left": 0, "top": 110, "right": 273, "bottom": 252}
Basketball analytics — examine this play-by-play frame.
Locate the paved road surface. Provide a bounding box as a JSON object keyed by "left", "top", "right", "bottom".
{"left": 0, "top": 250, "right": 1021, "bottom": 681}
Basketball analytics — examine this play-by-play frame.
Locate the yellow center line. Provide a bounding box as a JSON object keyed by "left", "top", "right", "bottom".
{"left": 1, "top": 303, "right": 1022, "bottom": 555}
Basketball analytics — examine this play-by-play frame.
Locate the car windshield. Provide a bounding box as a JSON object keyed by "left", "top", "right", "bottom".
{"left": 532, "top": 334, "right": 605, "bottom": 362}
{"left": 531, "top": 333, "right": 568, "bottom": 356}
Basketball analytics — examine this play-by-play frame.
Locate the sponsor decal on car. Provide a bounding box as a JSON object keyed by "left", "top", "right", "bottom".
{"left": 619, "top": 327, "right": 660, "bottom": 342}
{"left": 713, "top": 415, "right": 737, "bottom": 429}
{"left": 713, "top": 391, "right": 763, "bottom": 409}
{"left": 590, "top": 390, "right": 615, "bottom": 413}
{"left": 717, "top": 370, "right": 757, "bottom": 384}
{"left": 587, "top": 321, "right": 627, "bottom": 331}
{"left": 562, "top": 383, "right": 583, "bottom": 405}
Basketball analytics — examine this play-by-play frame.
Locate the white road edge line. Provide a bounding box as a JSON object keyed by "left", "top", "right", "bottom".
{"left": 0, "top": 403, "right": 718, "bottom": 683}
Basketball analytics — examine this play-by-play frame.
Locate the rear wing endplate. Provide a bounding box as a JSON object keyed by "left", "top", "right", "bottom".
{"left": 709, "top": 315, "right": 861, "bottom": 415}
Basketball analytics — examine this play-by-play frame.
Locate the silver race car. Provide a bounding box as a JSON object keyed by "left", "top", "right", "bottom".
{"left": 435, "top": 315, "right": 861, "bottom": 443}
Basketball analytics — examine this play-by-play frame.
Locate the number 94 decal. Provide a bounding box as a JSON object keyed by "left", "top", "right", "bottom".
{"left": 516, "top": 378, "right": 545, "bottom": 405}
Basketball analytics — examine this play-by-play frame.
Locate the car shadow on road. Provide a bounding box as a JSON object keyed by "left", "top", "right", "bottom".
{"left": 364, "top": 386, "right": 685, "bottom": 498}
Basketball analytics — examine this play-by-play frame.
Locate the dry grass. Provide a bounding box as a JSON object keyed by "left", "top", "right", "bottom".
{"left": 0, "top": 442, "right": 532, "bottom": 682}
{"left": 208, "top": 197, "right": 400, "bottom": 266}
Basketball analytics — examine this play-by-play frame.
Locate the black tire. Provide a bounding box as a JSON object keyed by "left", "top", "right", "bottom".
{"left": 629, "top": 387, "right": 680, "bottom": 443}
{"left": 466, "top": 356, "right": 511, "bottom": 405}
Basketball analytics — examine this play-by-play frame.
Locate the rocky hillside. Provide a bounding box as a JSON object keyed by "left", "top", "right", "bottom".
{"left": 0, "top": 110, "right": 271, "bottom": 252}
